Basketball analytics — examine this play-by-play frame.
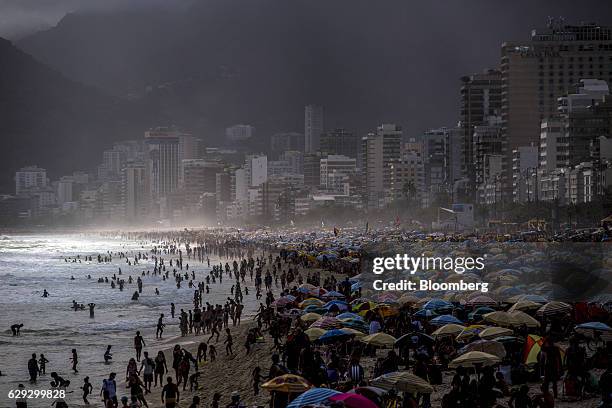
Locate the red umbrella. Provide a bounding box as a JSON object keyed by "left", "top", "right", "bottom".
{"left": 329, "top": 393, "right": 379, "bottom": 408}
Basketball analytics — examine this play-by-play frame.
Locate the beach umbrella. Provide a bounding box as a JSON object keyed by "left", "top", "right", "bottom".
{"left": 340, "top": 318, "right": 369, "bottom": 332}
{"left": 508, "top": 294, "right": 547, "bottom": 304}
{"left": 456, "top": 325, "right": 487, "bottom": 342}
{"left": 373, "top": 304, "right": 399, "bottom": 318}
{"left": 298, "top": 283, "right": 317, "bottom": 291}
{"left": 329, "top": 393, "right": 379, "bottom": 408}
{"left": 575, "top": 322, "right": 612, "bottom": 340}
{"left": 337, "top": 312, "right": 362, "bottom": 320}
{"left": 273, "top": 297, "right": 295, "bottom": 307}
{"left": 322, "top": 290, "right": 345, "bottom": 299}
{"left": 422, "top": 299, "right": 452, "bottom": 310}
{"left": 262, "top": 374, "right": 312, "bottom": 393}
{"left": 353, "top": 301, "right": 376, "bottom": 312}
{"left": 317, "top": 329, "right": 353, "bottom": 344}
{"left": 431, "top": 324, "right": 466, "bottom": 339}
{"left": 304, "top": 328, "right": 327, "bottom": 341}
{"left": 301, "top": 313, "right": 323, "bottom": 323}
{"left": 395, "top": 332, "right": 435, "bottom": 348}
{"left": 467, "top": 296, "right": 497, "bottom": 307}
{"left": 360, "top": 332, "right": 397, "bottom": 348}
{"left": 398, "top": 294, "right": 421, "bottom": 305}
{"left": 299, "top": 298, "right": 324, "bottom": 309}
{"left": 375, "top": 292, "right": 399, "bottom": 303}
{"left": 341, "top": 328, "right": 367, "bottom": 338}
{"left": 449, "top": 351, "right": 501, "bottom": 368}
{"left": 459, "top": 340, "right": 506, "bottom": 359}
{"left": 479, "top": 327, "right": 514, "bottom": 340}
{"left": 508, "top": 311, "right": 540, "bottom": 328}
{"left": 309, "top": 287, "right": 328, "bottom": 297}
{"left": 414, "top": 309, "right": 438, "bottom": 318}
{"left": 536, "top": 301, "right": 572, "bottom": 317}
{"left": 371, "top": 371, "right": 434, "bottom": 393}
{"left": 286, "top": 388, "right": 341, "bottom": 408}
{"left": 350, "top": 386, "right": 387, "bottom": 403}
{"left": 430, "top": 315, "right": 463, "bottom": 326}
{"left": 508, "top": 300, "right": 541, "bottom": 312}
{"left": 303, "top": 306, "right": 326, "bottom": 315}
{"left": 324, "top": 300, "right": 349, "bottom": 312}
{"left": 310, "top": 317, "right": 343, "bottom": 330}
{"left": 483, "top": 311, "right": 519, "bottom": 327}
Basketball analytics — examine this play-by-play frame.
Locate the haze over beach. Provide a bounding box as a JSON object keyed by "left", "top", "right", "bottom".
{"left": 1, "top": 1, "right": 612, "bottom": 408}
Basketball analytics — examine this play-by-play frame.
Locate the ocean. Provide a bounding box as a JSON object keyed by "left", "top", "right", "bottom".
{"left": 0, "top": 233, "right": 248, "bottom": 407}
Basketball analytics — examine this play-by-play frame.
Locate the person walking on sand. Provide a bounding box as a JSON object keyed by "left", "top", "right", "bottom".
{"left": 161, "top": 377, "right": 179, "bottom": 408}
{"left": 224, "top": 328, "right": 234, "bottom": 356}
{"left": 70, "top": 349, "right": 78, "bottom": 373}
{"left": 134, "top": 331, "right": 145, "bottom": 361}
{"left": 154, "top": 351, "right": 168, "bottom": 388}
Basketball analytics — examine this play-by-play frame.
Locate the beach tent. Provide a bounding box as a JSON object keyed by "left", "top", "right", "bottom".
{"left": 287, "top": 388, "right": 341, "bottom": 408}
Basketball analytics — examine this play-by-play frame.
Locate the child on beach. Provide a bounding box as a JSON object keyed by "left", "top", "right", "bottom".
{"left": 104, "top": 345, "right": 113, "bottom": 364}
{"left": 209, "top": 345, "right": 216, "bottom": 362}
{"left": 252, "top": 367, "right": 263, "bottom": 396}
{"left": 39, "top": 354, "right": 49, "bottom": 375}
{"left": 81, "top": 376, "right": 93, "bottom": 404}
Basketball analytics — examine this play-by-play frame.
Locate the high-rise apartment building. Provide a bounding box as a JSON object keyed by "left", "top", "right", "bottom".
{"left": 361, "top": 124, "right": 402, "bottom": 208}
{"left": 319, "top": 129, "right": 358, "bottom": 159}
{"left": 15, "top": 166, "right": 47, "bottom": 195}
{"left": 270, "top": 132, "right": 304, "bottom": 157}
{"left": 122, "top": 161, "right": 148, "bottom": 220}
{"left": 304, "top": 105, "right": 324, "bottom": 153}
{"left": 460, "top": 69, "right": 502, "bottom": 185}
{"left": 501, "top": 20, "right": 612, "bottom": 196}
{"left": 144, "top": 128, "right": 181, "bottom": 202}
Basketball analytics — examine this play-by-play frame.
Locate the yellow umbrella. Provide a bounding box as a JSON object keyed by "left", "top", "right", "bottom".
{"left": 301, "top": 313, "right": 323, "bottom": 323}
{"left": 432, "top": 324, "right": 466, "bottom": 339}
{"left": 449, "top": 351, "right": 501, "bottom": 368}
{"left": 360, "top": 332, "right": 397, "bottom": 348}
{"left": 374, "top": 304, "right": 399, "bottom": 318}
{"left": 456, "top": 325, "right": 487, "bottom": 341}
{"left": 479, "top": 327, "right": 514, "bottom": 340}
{"left": 261, "top": 374, "right": 312, "bottom": 393}
{"left": 299, "top": 298, "right": 324, "bottom": 309}
{"left": 304, "top": 328, "right": 327, "bottom": 341}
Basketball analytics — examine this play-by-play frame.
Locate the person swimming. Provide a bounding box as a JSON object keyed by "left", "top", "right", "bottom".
{"left": 42, "top": 289, "right": 49, "bottom": 297}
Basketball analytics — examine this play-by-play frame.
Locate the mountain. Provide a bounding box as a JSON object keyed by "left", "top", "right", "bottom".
{"left": 0, "top": 37, "right": 156, "bottom": 192}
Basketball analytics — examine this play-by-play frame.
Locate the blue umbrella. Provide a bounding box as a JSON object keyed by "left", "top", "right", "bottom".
{"left": 414, "top": 309, "right": 438, "bottom": 318}
{"left": 322, "top": 290, "right": 346, "bottom": 299}
{"left": 304, "top": 305, "right": 326, "bottom": 314}
{"left": 422, "top": 299, "right": 452, "bottom": 310}
{"left": 337, "top": 312, "right": 362, "bottom": 320}
{"left": 430, "top": 314, "right": 463, "bottom": 326}
{"left": 287, "top": 388, "right": 342, "bottom": 408}
{"left": 576, "top": 322, "right": 612, "bottom": 331}
{"left": 317, "top": 329, "right": 352, "bottom": 344}
{"left": 324, "top": 300, "right": 349, "bottom": 312}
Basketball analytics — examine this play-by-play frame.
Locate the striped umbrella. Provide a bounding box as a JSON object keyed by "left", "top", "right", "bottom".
{"left": 467, "top": 296, "right": 497, "bottom": 307}
{"left": 536, "top": 301, "right": 572, "bottom": 317}
{"left": 310, "top": 317, "right": 343, "bottom": 330}
{"left": 262, "top": 374, "right": 312, "bottom": 393}
{"left": 286, "top": 388, "right": 341, "bottom": 408}
{"left": 329, "top": 393, "right": 378, "bottom": 408}
{"left": 371, "top": 371, "right": 434, "bottom": 393}
{"left": 479, "top": 326, "right": 514, "bottom": 340}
